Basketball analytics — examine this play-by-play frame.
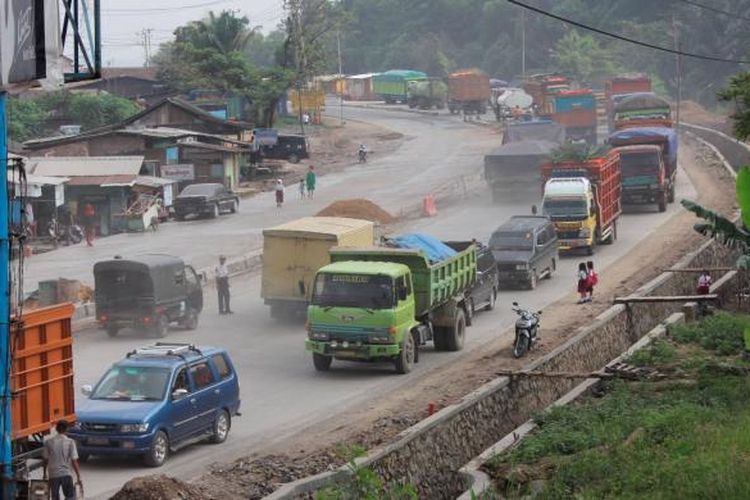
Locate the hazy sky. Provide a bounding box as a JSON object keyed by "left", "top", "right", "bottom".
{"left": 100, "top": 0, "right": 285, "bottom": 67}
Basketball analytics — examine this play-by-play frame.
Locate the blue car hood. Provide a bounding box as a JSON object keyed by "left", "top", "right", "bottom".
{"left": 76, "top": 399, "right": 162, "bottom": 423}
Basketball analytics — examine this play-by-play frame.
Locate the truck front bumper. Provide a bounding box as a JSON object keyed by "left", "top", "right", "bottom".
{"left": 305, "top": 339, "right": 401, "bottom": 360}
{"left": 622, "top": 187, "right": 661, "bottom": 204}
{"left": 558, "top": 238, "right": 592, "bottom": 251}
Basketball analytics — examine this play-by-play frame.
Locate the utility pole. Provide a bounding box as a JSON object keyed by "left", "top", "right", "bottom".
{"left": 0, "top": 90, "right": 11, "bottom": 499}
{"left": 285, "top": 0, "right": 306, "bottom": 134}
{"left": 139, "top": 28, "right": 154, "bottom": 68}
{"left": 672, "top": 14, "right": 682, "bottom": 129}
{"left": 337, "top": 30, "right": 344, "bottom": 126}
{"left": 521, "top": 9, "right": 526, "bottom": 78}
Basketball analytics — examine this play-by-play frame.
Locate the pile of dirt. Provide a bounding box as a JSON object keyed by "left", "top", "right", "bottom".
{"left": 679, "top": 100, "right": 727, "bottom": 127}
{"left": 110, "top": 475, "right": 211, "bottom": 500}
{"left": 316, "top": 198, "right": 396, "bottom": 224}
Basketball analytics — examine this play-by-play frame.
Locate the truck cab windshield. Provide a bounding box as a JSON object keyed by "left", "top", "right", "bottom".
{"left": 621, "top": 152, "right": 660, "bottom": 177}
{"left": 543, "top": 198, "right": 588, "bottom": 218}
{"left": 312, "top": 274, "right": 395, "bottom": 309}
{"left": 91, "top": 366, "right": 170, "bottom": 401}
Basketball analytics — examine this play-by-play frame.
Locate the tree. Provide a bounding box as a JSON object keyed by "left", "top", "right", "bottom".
{"left": 719, "top": 72, "right": 750, "bottom": 141}
{"left": 552, "top": 30, "right": 620, "bottom": 85}
{"left": 176, "top": 10, "right": 258, "bottom": 55}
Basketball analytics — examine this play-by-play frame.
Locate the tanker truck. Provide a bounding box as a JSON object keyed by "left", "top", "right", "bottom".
{"left": 407, "top": 78, "right": 448, "bottom": 110}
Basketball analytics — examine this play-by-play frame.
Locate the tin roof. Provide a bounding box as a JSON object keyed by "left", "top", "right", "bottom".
{"left": 28, "top": 156, "right": 144, "bottom": 177}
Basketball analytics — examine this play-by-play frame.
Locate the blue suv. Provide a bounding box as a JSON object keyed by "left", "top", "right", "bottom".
{"left": 70, "top": 343, "right": 241, "bottom": 467}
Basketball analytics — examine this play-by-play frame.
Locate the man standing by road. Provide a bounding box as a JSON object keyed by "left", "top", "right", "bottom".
{"left": 43, "top": 420, "right": 83, "bottom": 500}
{"left": 82, "top": 201, "right": 96, "bottom": 247}
{"left": 306, "top": 165, "right": 317, "bottom": 199}
{"left": 216, "top": 255, "right": 233, "bottom": 314}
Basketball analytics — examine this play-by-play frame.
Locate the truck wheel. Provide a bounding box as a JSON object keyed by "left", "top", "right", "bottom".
{"left": 433, "top": 327, "right": 448, "bottom": 351}
{"left": 144, "top": 431, "right": 169, "bottom": 467}
{"left": 210, "top": 204, "right": 220, "bottom": 219}
{"left": 658, "top": 196, "right": 667, "bottom": 213}
{"left": 312, "top": 353, "right": 332, "bottom": 371}
{"left": 153, "top": 315, "right": 169, "bottom": 338}
{"left": 528, "top": 272, "right": 537, "bottom": 290}
{"left": 446, "top": 309, "right": 466, "bottom": 352}
{"left": 106, "top": 325, "right": 119, "bottom": 337}
{"left": 230, "top": 200, "right": 238, "bottom": 214}
{"left": 395, "top": 332, "right": 416, "bottom": 374}
{"left": 668, "top": 184, "right": 676, "bottom": 203}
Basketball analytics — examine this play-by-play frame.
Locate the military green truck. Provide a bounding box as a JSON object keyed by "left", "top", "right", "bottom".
{"left": 305, "top": 237, "right": 477, "bottom": 374}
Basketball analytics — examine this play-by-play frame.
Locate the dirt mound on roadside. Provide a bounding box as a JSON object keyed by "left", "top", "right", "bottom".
{"left": 110, "top": 475, "right": 210, "bottom": 500}
{"left": 316, "top": 198, "right": 396, "bottom": 224}
{"left": 680, "top": 100, "right": 726, "bottom": 126}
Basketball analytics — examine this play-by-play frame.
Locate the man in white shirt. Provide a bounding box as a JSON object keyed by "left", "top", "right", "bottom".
{"left": 43, "top": 420, "right": 82, "bottom": 500}
{"left": 216, "top": 255, "right": 232, "bottom": 314}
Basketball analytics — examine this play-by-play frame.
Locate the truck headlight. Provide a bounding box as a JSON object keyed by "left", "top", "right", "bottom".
{"left": 311, "top": 332, "right": 329, "bottom": 341}
{"left": 515, "top": 264, "right": 527, "bottom": 270}
{"left": 369, "top": 334, "right": 392, "bottom": 344}
{"left": 578, "top": 229, "right": 591, "bottom": 238}
{"left": 120, "top": 423, "right": 149, "bottom": 433}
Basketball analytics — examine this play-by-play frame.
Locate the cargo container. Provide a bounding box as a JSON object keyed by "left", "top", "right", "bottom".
{"left": 12, "top": 303, "right": 75, "bottom": 488}
{"left": 552, "top": 89, "right": 597, "bottom": 144}
{"left": 613, "top": 92, "right": 672, "bottom": 131}
{"left": 305, "top": 235, "right": 476, "bottom": 374}
{"left": 541, "top": 150, "right": 622, "bottom": 255}
{"left": 372, "top": 70, "right": 427, "bottom": 104}
{"left": 261, "top": 217, "right": 375, "bottom": 319}
{"left": 448, "top": 69, "right": 491, "bottom": 114}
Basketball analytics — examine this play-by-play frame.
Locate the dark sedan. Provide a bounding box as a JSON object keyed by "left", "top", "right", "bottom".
{"left": 173, "top": 183, "right": 239, "bottom": 221}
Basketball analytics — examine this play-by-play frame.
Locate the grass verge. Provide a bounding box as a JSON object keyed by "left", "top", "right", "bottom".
{"left": 482, "top": 313, "right": 750, "bottom": 499}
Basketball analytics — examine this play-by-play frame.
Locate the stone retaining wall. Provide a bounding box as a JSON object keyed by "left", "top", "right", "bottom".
{"left": 266, "top": 236, "right": 741, "bottom": 500}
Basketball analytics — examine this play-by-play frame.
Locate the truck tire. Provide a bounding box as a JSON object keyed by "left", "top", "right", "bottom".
{"left": 394, "top": 332, "right": 416, "bottom": 374}
{"left": 433, "top": 326, "right": 449, "bottom": 351}
{"left": 658, "top": 194, "right": 667, "bottom": 212}
{"left": 485, "top": 288, "right": 497, "bottom": 311}
{"left": 312, "top": 353, "right": 332, "bottom": 371}
{"left": 210, "top": 203, "right": 220, "bottom": 219}
{"left": 528, "top": 272, "right": 538, "bottom": 290}
{"left": 668, "top": 184, "right": 676, "bottom": 203}
{"left": 230, "top": 200, "right": 238, "bottom": 214}
{"left": 446, "top": 309, "right": 466, "bottom": 352}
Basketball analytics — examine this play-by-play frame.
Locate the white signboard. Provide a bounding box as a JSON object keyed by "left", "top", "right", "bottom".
{"left": 1, "top": 0, "right": 61, "bottom": 86}
{"left": 160, "top": 164, "right": 195, "bottom": 181}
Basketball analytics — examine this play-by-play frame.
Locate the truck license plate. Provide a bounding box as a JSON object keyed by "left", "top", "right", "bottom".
{"left": 88, "top": 437, "right": 109, "bottom": 446}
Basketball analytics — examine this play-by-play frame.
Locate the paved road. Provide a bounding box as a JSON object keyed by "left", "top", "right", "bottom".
{"left": 45, "top": 106, "right": 696, "bottom": 498}
{"left": 23, "top": 105, "right": 498, "bottom": 291}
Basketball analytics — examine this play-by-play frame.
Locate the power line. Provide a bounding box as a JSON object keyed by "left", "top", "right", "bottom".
{"left": 104, "top": 0, "right": 233, "bottom": 15}
{"left": 674, "top": 0, "right": 750, "bottom": 22}
{"left": 507, "top": 0, "right": 750, "bottom": 65}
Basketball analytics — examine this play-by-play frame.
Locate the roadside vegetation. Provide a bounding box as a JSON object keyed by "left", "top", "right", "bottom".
{"left": 483, "top": 313, "right": 750, "bottom": 499}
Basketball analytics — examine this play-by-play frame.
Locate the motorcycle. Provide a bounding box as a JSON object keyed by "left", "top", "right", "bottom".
{"left": 47, "top": 218, "right": 84, "bottom": 246}
{"left": 512, "top": 301, "right": 541, "bottom": 358}
{"left": 358, "top": 149, "right": 368, "bottom": 163}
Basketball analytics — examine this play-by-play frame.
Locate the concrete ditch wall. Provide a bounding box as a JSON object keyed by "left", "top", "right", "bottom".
{"left": 266, "top": 236, "right": 741, "bottom": 500}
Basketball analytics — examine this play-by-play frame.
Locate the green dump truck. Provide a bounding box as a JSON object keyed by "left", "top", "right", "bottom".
{"left": 407, "top": 78, "right": 448, "bottom": 109}
{"left": 305, "top": 238, "right": 477, "bottom": 374}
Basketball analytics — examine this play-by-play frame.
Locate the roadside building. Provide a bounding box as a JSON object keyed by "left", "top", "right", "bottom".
{"left": 345, "top": 73, "right": 378, "bottom": 101}
{"left": 62, "top": 67, "right": 173, "bottom": 105}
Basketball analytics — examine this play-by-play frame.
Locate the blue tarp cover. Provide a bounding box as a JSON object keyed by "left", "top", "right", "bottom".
{"left": 391, "top": 233, "right": 457, "bottom": 262}
{"left": 608, "top": 127, "right": 678, "bottom": 165}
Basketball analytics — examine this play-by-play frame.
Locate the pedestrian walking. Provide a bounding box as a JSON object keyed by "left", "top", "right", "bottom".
{"left": 43, "top": 420, "right": 83, "bottom": 500}
{"left": 577, "top": 262, "right": 589, "bottom": 304}
{"left": 306, "top": 165, "right": 316, "bottom": 199}
{"left": 299, "top": 179, "right": 306, "bottom": 199}
{"left": 216, "top": 255, "right": 232, "bottom": 314}
{"left": 82, "top": 202, "right": 96, "bottom": 247}
{"left": 697, "top": 270, "right": 712, "bottom": 295}
{"left": 586, "top": 261, "right": 598, "bottom": 301}
{"left": 275, "top": 179, "right": 285, "bottom": 208}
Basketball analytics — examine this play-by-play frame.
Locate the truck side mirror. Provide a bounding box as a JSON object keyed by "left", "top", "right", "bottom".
{"left": 81, "top": 384, "right": 93, "bottom": 397}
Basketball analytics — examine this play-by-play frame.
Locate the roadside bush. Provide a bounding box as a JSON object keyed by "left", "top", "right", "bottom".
{"left": 628, "top": 339, "right": 677, "bottom": 366}
{"left": 670, "top": 312, "right": 750, "bottom": 355}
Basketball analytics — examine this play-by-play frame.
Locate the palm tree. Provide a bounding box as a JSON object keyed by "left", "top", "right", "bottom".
{"left": 176, "top": 10, "right": 259, "bottom": 54}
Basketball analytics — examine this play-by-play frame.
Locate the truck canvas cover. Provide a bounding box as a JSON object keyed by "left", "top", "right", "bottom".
{"left": 389, "top": 233, "right": 457, "bottom": 263}
{"left": 503, "top": 121, "right": 565, "bottom": 144}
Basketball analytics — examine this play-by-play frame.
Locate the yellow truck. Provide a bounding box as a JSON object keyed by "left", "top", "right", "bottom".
{"left": 261, "top": 217, "right": 375, "bottom": 319}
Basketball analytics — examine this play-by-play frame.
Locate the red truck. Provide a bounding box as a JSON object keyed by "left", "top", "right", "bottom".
{"left": 541, "top": 150, "right": 622, "bottom": 255}
{"left": 448, "top": 69, "right": 491, "bottom": 115}
{"left": 605, "top": 74, "right": 651, "bottom": 131}
{"left": 608, "top": 127, "right": 679, "bottom": 212}
{"left": 12, "top": 303, "right": 76, "bottom": 491}
{"left": 523, "top": 74, "right": 570, "bottom": 118}
{"left": 552, "top": 89, "right": 598, "bottom": 145}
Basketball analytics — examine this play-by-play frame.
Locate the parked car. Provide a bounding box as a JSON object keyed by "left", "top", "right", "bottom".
{"left": 260, "top": 134, "right": 310, "bottom": 164}
{"left": 70, "top": 343, "right": 241, "bottom": 467}
{"left": 173, "top": 183, "right": 239, "bottom": 220}
{"left": 95, "top": 254, "right": 203, "bottom": 337}
{"left": 489, "top": 216, "right": 559, "bottom": 289}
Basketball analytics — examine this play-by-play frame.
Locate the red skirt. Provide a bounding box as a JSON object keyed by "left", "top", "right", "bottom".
{"left": 577, "top": 279, "right": 588, "bottom": 293}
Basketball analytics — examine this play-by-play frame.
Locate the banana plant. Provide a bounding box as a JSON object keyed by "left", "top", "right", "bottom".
{"left": 681, "top": 166, "right": 750, "bottom": 269}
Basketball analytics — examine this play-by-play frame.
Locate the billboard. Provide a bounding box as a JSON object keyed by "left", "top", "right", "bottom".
{"left": 160, "top": 164, "right": 195, "bottom": 182}
{"left": 1, "top": 0, "right": 61, "bottom": 86}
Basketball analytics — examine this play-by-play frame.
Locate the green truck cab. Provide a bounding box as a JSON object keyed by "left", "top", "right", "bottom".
{"left": 305, "top": 242, "right": 477, "bottom": 374}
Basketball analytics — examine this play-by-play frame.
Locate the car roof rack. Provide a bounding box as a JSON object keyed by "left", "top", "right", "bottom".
{"left": 126, "top": 342, "right": 203, "bottom": 361}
